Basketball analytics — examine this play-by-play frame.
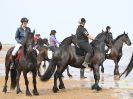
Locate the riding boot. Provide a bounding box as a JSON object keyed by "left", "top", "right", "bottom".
{"left": 82, "top": 53, "right": 92, "bottom": 68}
{"left": 80, "top": 69, "right": 87, "bottom": 79}
{"left": 10, "top": 55, "right": 15, "bottom": 69}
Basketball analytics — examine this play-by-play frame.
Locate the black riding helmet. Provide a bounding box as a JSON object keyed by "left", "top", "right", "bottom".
{"left": 50, "top": 30, "right": 56, "bottom": 35}
{"left": 79, "top": 18, "right": 86, "bottom": 24}
{"left": 21, "top": 17, "right": 29, "bottom": 23}
{"left": 106, "top": 26, "right": 111, "bottom": 30}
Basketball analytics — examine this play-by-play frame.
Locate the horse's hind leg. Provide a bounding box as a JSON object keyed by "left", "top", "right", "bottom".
{"left": 101, "top": 63, "right": 104, "bottom": 73}
{"left": 3, "top": 67, "right": 10, "bottom": 93}
{"left": 23, "top": 71, "right": 32, "bottom": 96}
{"left": 92, "top": 64, "right": 102, "bottom": 91}
{"left": 32, "top": 69, "right": 39, "bottom": 95}
{"left": 67, "top": 66, "right": 72, "bottom": 77}
{"left": 16, "top": 70, "right": 22, "bottom": 94}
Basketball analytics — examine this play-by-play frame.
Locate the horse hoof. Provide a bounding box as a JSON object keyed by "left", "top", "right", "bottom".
{"left": 96, "top": 86, "right": 102, "bottom": 91}
{"left": 3, "top": 87, "right": 7, "bottom": 93}
{"left": 16, "top": 89, "right": 22, "bottom": 94}
{"left": 114, "top": 75, "right": 120, "bottom": 80}
{"left": 91, "top": 84, "right": 97, "bottom": 90}
{"left": 26, "top": 91, "right": 32, "bottom": 96}
{"left": 68, "top": 74, "right": 72, "bottom": 78}
{"left": 32, "top": 90, "right": 39, "bottom": 96}
{"left": 53, "top": 87, "right": 59, "bottom": 93}
{"left": 59, "top": 84, "right": 65, "bottom": 90}
{"left": 91, "top": 84, "right": 102, "bottom": 91}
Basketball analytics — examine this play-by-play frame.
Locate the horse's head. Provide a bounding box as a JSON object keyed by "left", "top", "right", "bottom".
{"left": 123, "top": 32, "right": 131, "bottom": 46}
{"left": 95, "top": 31, "right": 113, "bottom": 47}
{"left": 24, "top": 30, "right": 35, "bottom": 53}
{"left": 60, "top": 34, "right": 77, "bottom": 47}
{"left": 70, "top": 34, "right": 77, "bottom": 45}
{"left": 42, "top": 38, "right": 49, "bottom": 46}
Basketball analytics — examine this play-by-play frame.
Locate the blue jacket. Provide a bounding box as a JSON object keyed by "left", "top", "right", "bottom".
{"left": 15, "top": 27, "right": 31, "bottom": 44}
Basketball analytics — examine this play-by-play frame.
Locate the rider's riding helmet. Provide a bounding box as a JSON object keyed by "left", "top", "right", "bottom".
{"left": 79, "top": 18, "right": 86, "bottom": 24}
{"left": 21, "top": 17, "right": 29, "bottom": 23}
{"left": 106, "top": 26, "right": 111, "bottom": 30}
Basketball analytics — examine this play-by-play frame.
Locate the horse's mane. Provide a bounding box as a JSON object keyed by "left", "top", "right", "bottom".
{"left": 114, "top": 34, "right": 124, "bottom": 42}
{"left": 60, "top": 35, "right": 73, "bottom": 46}
{"left": 91, "top": 32, "right": 105, "bottom": 46}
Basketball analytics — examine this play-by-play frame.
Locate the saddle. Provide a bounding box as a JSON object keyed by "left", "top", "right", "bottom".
{"left": 75, "top": 45, "right": 94, "bottom": 56}
{"left": 75, "top": 46, "right": 87, "bottom": 56}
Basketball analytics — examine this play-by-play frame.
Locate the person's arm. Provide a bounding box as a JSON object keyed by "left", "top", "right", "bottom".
{"left": 51, "top": 35, "right": 61, "bottom": 45}
{"left": 15, "top": 28, "right": 21, "bottom": 43}
{"left": 87, "top": 34, "right": 95, "bottom": 40}
{"left": 83, "top": 29, "right": 95, "bottom": 40}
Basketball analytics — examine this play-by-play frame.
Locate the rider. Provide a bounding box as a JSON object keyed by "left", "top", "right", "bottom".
{"left": 49, "top": 30, "right": 61, "bottom": 52}
{"left": 105, "top": 26, "right": 113, "bottom": 54}
{"left": 76, "top": 18, "right": 95, "bottom": 68}
{"left": 10, "top": 17, "right": 31, "bottom": 68}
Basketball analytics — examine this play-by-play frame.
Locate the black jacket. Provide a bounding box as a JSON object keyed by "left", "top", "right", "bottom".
{"left": 76, "top": 25, "right": 89, "bottom": 42}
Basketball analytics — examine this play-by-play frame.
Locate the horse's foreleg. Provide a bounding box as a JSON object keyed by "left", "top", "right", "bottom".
{"left": 53, "top": 71, "right": 59, "bottom": 93}
{"left": 16, "top": 70, "right": 22, "bottom": 94}
{"left": 92, "top": 65, "right": 102, "bottom": 91}
{"left": 32, "top": 69, "right": 39, "bottom": 95}
{"left": 3, "top": 67, "right": 10, "bottom": 93}
{"left": 23, "top": 71, "right": 32, "bottom": 96}
{"left": 67, "top": 66, "right": 72, "bottom": 77}
{"left": 114, "top": 60, "right": 120, "bottom": 80}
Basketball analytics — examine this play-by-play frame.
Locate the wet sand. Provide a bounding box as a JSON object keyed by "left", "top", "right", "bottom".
{"left": 0, "top": 44, "right": 133, "bottom": 99}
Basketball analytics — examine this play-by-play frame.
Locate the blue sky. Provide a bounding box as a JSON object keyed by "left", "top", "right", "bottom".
{"left": 0, "top": 0, "right": 133, "bottom": 44}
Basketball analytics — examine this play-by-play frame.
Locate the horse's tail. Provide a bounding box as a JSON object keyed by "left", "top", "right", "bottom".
{"left": 120, "top": 53, "right": 133, "bottom": 78}
{"left": 41, "top": 60, "right": 56, "bottom": 81}
{"left": 10, "top": 69, "right": 17, "bottom": 89}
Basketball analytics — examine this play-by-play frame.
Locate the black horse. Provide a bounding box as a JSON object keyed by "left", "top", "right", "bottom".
{"left": 0, "top": 42, "right": 2, "bottom": 51}
{"left": 101, "top": 32, "right": 131, "bottom": 79}
{"left": 3, "top": 31, "right": 39, "bottom": 96}
{"left": 40, "top": 32, "right": 113, "bottom": 92}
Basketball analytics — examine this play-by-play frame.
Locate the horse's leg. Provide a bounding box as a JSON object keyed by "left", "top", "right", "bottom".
{"left": 16, "top": 70, "right": 22, "bottom": 94}
{"left": 3, "top": 67, "right": 10, "bottom": 93}
{"left": 37, "top": 61, "right": 42, "bottom": 77}
{"left": 23, "top": 71, "right": 32, "bottom": 96}
{"left": 32, "top": 69, "right": 39, "bottom": 95}
{"left": 114, "top": 59, "right": 120, "bottom": 80}
{"left": 101, "top": 63, "right": 104, "bottom": 73}
{"left": 91, "top": 64, "right": 102, "bottom": 91}
{"left": 58, "top": 65, "right": 68, "bottom": 90}
{"left": 53, "top": 71, "right": 59, "bottom": 93}
{"left": 67, "top": 66, "right": 72, "bottom": 77}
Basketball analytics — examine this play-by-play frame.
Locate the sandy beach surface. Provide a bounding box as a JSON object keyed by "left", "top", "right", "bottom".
{"left": 0, "top": 44, "right": 133, "bottom": 99}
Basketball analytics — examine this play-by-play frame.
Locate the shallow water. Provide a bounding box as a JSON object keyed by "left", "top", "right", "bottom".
{"left": 0, "top": 45, "right": 133, "bottom": 99}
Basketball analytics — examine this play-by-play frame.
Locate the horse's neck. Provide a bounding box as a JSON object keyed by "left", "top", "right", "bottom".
{"left": 113, "top": 37, "right": 124, "bottom": 49}
{"left": 61, "top": 38, "right": 71, "bottom": 46}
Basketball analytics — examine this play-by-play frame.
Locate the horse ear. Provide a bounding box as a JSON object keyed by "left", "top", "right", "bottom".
{"left": 102, "top": 29, "right": 104, "bottom": 32}
{"left": 33, "top": 29, "right": 35, "bottom": 34}
{"left": 124, "top": 31, "right": 125, "bottom": 34}
{"left": 71, "top": 34, "right": 74, "bottom": 36}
